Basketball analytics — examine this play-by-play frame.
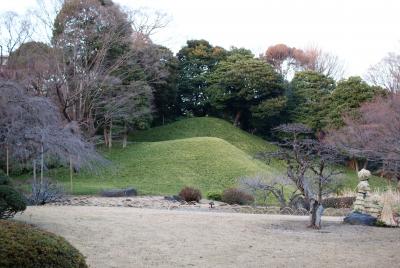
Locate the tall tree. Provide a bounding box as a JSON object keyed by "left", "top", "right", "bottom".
{"left": 366, "top": 52, "right": 400, "bottom": 93}
{"left": 262, "top": 44, "right": 344, "bottom": 80}
{"left": 5, "top": 41, "right": 56, "bottom": 96}
{"left": 288, "top": 71, "right": 335, "bottom": 130}
{"left": 176, "top": 39, "right": 227, "bottom": 116}
{"left": 0, "top": 80, "right": 102, "bottom": 175}
{"left": 327, "top": 93, "right": 400, "bottom": 187}
{"left": 207, "top": 51, "right": 285, "bottom": 130}
{"left": 326, "top": 76, "right": 385, "bottom": 128}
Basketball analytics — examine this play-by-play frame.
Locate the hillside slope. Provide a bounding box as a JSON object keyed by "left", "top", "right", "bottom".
{"left": 130, "top": 117, "right": 276, "bottom": 155}
{"left": 49, "top": 137, "right": 274, "bottom": 195}
{"left": 41, "top": 117, "right": 386, "bottom": 195}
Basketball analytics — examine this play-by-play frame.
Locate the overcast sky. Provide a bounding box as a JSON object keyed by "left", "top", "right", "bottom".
{"left": 2, "top": 0, "right": 400, "bottom": 77}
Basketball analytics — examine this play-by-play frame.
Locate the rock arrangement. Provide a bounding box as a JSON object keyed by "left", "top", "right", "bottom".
{"left": 45, "top": 195, "right": 349, "bottom": 216}
{"left": 353, "top": 169, "right": 381, "bottom": 217}
{"left": 345, "top": 169, "right": 398, "bottom": 227}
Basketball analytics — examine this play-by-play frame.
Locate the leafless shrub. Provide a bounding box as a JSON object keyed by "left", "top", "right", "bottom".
{"left": 221, "top": 188, "right": 254, "bottom": 205}
{"left": 28, "top": 178, "right": 64, "bottom": 205}
{"left": 239, "top": 175, "right": 301, "bottom": 209}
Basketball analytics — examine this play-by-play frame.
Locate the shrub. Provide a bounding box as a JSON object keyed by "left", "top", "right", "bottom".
{"left": 0, "top": 172, "right": 11, "bottom": 186}
{"left": 322, "top": 197, "right": 356, "bottom": 208}
{"left": 179, "top": 186, "right": 202, "bottom": 202}
{"left": 222, "top": 188, "right": 254, "bottom": 205}
{"left": 206, "top": 191, "right": 222, "bottom": 201}
{"left": 0, "top": 185, "right": 27, "bottom": 219}
{"left": 0, "top": 220, "right": 88, "bottom": 268}
{"left": 28, "top": 178, "right": 64, "bottom": 205}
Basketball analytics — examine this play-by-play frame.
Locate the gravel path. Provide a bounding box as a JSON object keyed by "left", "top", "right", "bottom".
{"left": 15, "top": 206, "right": 400, "bottom": 268}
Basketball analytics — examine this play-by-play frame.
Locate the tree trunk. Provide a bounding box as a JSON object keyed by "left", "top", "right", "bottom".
{"left": 69, "top": 156, "right": 73, "bottom": 193}
{"left": 108, "top": 119, "right": 112, "bottom": 149}
{"left": 309, "top": 199, "right": 324, "bottom": 229}
{"left": 6, "top": 145, "right": 9, "bottom": 176}
{"left": 397, "top": 178, "right": 400, "bottom": 192}
{"left": 234, "top": 111, "right": 242, "bottom": 127}
{"left": 104, "top": 127, "right": 109, "bottom": 147}
{"left": 122, "top": 123, "right": 127, "bottom": 149}
{"left": 40, "top": 144, "right": 44, "bottom": 184}
{"left": 33, "top": 159, "right": 36, "bottom": 184}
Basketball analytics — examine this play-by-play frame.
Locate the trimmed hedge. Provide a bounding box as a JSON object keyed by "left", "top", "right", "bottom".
{"left": 0, "top": 185, "right": 27, "bottom": 219}
{"left": 206, "top": 191, "right": 222, "bottom": 201}
{"left": 322, "top": 196, "right": 356, "bottom": 208}
{"left": 0, "top": 220, "right": 88, "bottom": 268}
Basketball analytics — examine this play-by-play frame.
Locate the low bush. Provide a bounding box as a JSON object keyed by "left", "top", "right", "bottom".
{"left": 179, "top": 186, "right": 202, "bottom": 202}
{"left": 0, "top": 172, "right": 11, "bottom": 186}
{"left": 222, "top": 188, "right": 254, "bottom": 205}
{"left": 206, "top": 191, "right": 222, "bottom": 201}
{"left": 28, "top": 178, "right": 64, "bottom": 205}
{"left": 0, "top": 185, "right": 27, "bottom": 219}
{"left": 0, "top": 220, "right": 88, "bottom": 268}
{"left": 322, "top": 196, "right": 356, "bottom": 208}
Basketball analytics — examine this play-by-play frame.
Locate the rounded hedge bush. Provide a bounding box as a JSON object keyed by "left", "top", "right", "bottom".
{"left": 206, "top": 191, "right": 222, "bottom": 201}
{"left": 0, "top": 220, "right": 88, "bottom": 268}
{"left": 222, "top": 188, "right": 254, "bottom": 205}
{"left": 179, "top": 186, "right": 202, "bottom": 202}
{"left": 0, "top": 185, "right": 27, "bottom": 219}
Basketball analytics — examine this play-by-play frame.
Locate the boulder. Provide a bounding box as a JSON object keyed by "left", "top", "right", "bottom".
{"left": 164, "top": 195, "right": 182, "bottom": 202}
{"left": 343, "top": 211, "right": 377, "bottom": 226}
{"left": 100, "top": 188, "right": 137, "bottom": 197}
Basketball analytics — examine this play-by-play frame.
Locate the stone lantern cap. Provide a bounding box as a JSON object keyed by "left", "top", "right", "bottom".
{"left": 358, "top": 169, "right": 371, "bottom": 180}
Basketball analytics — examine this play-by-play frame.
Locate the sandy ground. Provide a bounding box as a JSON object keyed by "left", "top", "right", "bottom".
{"left": 15, "top": 206, "right": 400, "bottom": 268}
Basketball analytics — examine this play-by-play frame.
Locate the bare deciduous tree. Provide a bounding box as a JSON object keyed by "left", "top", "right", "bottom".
{"left": 366, "top": 52, "right": 400, "bottom": 93}
{"left": 0, "top": 11, "right": 34, "bottom": 55}
{"left": 327, "top": 93, "right": 400, "bottom": 186}
{"left": 261, "top": 44, "right": 344, "bottom": 80}
{"left": 258, "top": 123, "right": 342, "bottom": 228}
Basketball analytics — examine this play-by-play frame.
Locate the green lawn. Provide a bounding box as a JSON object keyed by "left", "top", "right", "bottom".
{"left": 130, "top": 117, "right": 277, "bottom": 155}
{"left": 46, "top": 137, "right": 274, "bottom": 195}
{"left": 17, "top": 116, "right": 390, "bottom": 196}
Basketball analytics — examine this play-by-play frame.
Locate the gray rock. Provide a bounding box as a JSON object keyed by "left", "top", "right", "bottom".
{"left": 343, "top": 211, "right": 377, "bottom": 226}
{"left": 101, "top": 188, "right": 137, "bottom": 197}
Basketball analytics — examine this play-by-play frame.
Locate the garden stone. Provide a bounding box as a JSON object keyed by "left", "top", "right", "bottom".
{"left": 344, "top": 211, "right": 377, "bottom": 226}
{"left": 101, "top": 188, "right": 137, "bottom": 197}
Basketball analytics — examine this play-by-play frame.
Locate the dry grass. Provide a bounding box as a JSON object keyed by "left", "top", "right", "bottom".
{"left": 335, "top": 189, "right": 400, "bottom": 214}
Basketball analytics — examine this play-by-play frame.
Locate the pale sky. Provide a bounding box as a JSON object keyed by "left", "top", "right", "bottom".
{"left": 2, "top": 0, "right": 400, "bottom": 77}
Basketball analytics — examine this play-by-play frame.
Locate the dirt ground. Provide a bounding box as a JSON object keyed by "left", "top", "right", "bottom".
{"left": 15, "top": 206, "right": 400, "bottom": 268}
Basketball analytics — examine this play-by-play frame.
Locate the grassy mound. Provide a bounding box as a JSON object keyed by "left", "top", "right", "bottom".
{"left": 20, "top": 116, "right": 388, "bottom": 196}
{"left": 49, "top": 137, "right": 274, "bottom": 195}
{"left": 130, "top": 117, "right": 276, "bottom": 154}
{"left": 0, "top": 220, "right": 87, "bottom": 268}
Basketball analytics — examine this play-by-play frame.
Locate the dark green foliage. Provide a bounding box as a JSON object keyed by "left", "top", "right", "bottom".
{"left": 221, "top": 188, "right": 254, "bottom": 205}
{"left": 206, "top": 191, "right": 222, "bottom": 201}
{"left": 179, "top": 186, "right": 202, "bottom": 202}
{"left": 0, "top": 220, "right": 88, "bottom": 268}
{"left": 322, "top": 196, "right": 355, "bottom": 208}
{"left": 0, "top": 171, "right": 11, "bottom": 186}
{"left": 326, "top": 76, "right": 385, "bottom": 128}
{"left": 176, "top": 40, "right": 228, "bottom": 116}
{"left": 288, "top": 71, "right": 335, "bottom": 130}
{"left": 207, "top": 52, "right": 286, "bottom": 131}
{"left": 0, "top": 185, "right": 27, "bottom": 219}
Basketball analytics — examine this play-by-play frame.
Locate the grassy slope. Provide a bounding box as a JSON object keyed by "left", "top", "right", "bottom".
{"left": 45, "top": 118, "right": 278, "bottom": 195}
{"left": 130, "top": 117, "right": 276, "bottom": 155}
{"left": 32, "top": 117, "right": 388, "bottom": 195}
